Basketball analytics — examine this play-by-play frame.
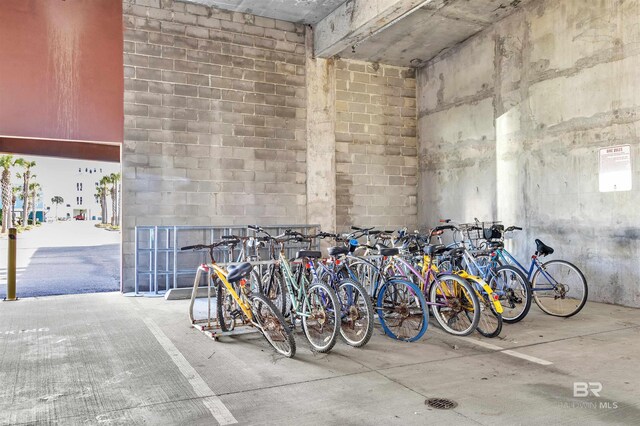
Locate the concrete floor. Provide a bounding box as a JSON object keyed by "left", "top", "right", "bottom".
{"left": 0, "top": 293, "right": 638, "bottom": 425}
{"left": 0, "top": 221, "right": 119, "bottom": 298}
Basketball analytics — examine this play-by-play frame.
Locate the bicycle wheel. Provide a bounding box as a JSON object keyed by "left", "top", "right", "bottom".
{"left": 531, "top": 260, "right": 588, "bottom": 317}
{"left": 249, "top": 292, "right": 296, "bottom": 358}
{"left": 429, "top": 274, "right": 480, "bottom": 336}
{"left": 216, "top": 277, "right": 237, "bottom": 332}
{"left": 470, "top": 287, "right": 503, "bottom": 338}
{"left": 489, "top": 265, "right": 531, "bottom": 323}
{"left": 302, "top": 281, "right": 340, "bottom": 353}
{"left": 336, "top": 278, "right": 374, "bottom": 347}
{"left": 348, "top": 259, "right": 381, "bottom": 296}
{"left": 376, "top": 279, "right": 428, "bottom": 342}
{"left": 260, "top": 266, "right": 288, "bottom": 316}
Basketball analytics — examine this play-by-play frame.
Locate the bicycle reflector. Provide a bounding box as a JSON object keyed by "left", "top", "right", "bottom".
{"left": 240, "top": 279, "right": 247, "bottom": 287}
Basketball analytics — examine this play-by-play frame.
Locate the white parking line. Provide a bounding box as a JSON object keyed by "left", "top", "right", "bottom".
{"left": 142, "top": 317, "right": 238, "bottom": 425}
{"left": 501, "top": 350, "right": 553, "bottom": 366}
{"left": 462, "top": 337, "right": 553, "bottom": 366}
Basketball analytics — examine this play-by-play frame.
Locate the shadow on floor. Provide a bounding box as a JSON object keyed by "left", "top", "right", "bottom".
{"left": 0, "top": 243, "right": 119, "bottom": 298}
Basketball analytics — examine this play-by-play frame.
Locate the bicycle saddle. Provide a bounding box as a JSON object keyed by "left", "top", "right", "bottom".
{"left": 444, "top": 247, "right": 465, "bottom": 259}
{"left": 488, "top": 241, "right": 504, "bottom": 249}
{"left": 327, "top": 246, "right": 349, "bottom": 257}
{"left": 535, "top": 239, "right": 554, "bottom": 256}
{"left": 379, "top": 247, "right": 399, "bottom": 256}
{"left": 227, "top": 262, "right": 253, "bottom": 282}
{"left": 296, "top": 250, "right": 322, "bottom": 259}
{"left": 424, "top": 244, "right": 446, "bottom": 256}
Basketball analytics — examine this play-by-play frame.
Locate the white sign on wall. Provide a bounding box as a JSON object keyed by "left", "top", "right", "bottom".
{"left": 599, "top": 145, "right": 632, "bottom": 192}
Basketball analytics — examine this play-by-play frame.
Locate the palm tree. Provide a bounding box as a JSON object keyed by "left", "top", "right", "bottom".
{"left": 51, "top": 196, "right": 64, "bottom": 221}
{"left": 11, "top": 186, "right": 20, "bottom": 227}
{"left": 14, "top": 159, "right": 36, "bottom": 225}
{"left": 98, "top": 176, "right": 110, "bottom": 225}
{"left": 28, "top": 182, "right": 41, "bottom": 224}
{"left": 0, "top": 155, "right": 14, "bottom": 233}
{"left": 109, "top": 172, "right": 121, "bottom": 226}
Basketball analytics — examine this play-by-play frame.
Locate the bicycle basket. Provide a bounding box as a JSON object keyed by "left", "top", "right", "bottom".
{"left": 483, "top": 224, "right": 504, "bottom": 240}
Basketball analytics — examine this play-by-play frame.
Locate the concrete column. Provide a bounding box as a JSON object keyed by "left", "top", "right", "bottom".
{"left": 305, "top": 28, "right": 336, "bottom": 232}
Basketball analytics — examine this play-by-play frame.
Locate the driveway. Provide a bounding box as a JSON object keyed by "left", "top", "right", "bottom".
{"left": 0, "top": 221, "right": 119, "bottom": 298}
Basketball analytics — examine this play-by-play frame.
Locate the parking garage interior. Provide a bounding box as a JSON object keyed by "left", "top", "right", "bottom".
{"left": 0, "top": 0, "right": 639, "bottom": 424}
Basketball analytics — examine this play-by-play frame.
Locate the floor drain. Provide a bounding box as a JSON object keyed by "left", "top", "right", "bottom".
{"left": 426, "top": 398, "right": 458, "bottom": 410}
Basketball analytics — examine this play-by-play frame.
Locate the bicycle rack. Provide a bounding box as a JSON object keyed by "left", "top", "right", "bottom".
{"left": 188, "top": 262, "right": 276, "bottom": 341}
{"left": 132, "top": 224, "right": 320, "bottom": 297}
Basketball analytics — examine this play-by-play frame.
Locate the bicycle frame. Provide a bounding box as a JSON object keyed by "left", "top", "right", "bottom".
{"left": 210, "top": 263, "right": 254, "bottom": 320}
{"left": 494, "top": 249, "right": 557, "bottom": 291}
{"left": 277, "top": 250, "right": 312, "bottom": 318}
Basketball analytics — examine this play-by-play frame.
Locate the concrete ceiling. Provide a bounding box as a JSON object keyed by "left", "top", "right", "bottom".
{"left": 337, "top": 0, "right": 532, "bottom": 67}
{"left": 186, "top": 0, "right": 531, "bottom": 67}
{"left": 185, "top": 0, "right": 346, "bottom": 24}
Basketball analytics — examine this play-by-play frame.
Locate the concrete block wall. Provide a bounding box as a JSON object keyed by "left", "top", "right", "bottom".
{"left": 122, "top": 0, "right": 307, "bottom": 291}
{"left": 335, "top": 60, "right": 418, "bottom": 230}
{"left": 417, "top": 0, "right": 640, "bottom": 307}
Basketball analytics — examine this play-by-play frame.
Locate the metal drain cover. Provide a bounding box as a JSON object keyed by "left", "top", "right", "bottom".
{"left": 426, "top": 398, "right": 458, "bottom": 410}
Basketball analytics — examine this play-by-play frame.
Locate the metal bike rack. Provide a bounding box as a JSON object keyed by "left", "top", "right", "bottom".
{"left": 133, "top": 224, "right": 320, "bottom": 297}
{"left": 188, "top": 263, "right": 276, "bottom": 340}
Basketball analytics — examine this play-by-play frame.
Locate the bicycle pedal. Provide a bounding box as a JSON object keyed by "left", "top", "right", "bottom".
{"left": 230, "top": 309, "right": 243, "bottom": 319}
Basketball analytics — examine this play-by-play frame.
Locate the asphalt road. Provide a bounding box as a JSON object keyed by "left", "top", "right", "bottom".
{"left": 0, "top": 221, "right": 120, "bottom": 298}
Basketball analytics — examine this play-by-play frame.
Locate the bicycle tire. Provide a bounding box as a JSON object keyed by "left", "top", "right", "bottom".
{"left": 260, "top": 266, "right": 288, "bottom": 316}
{"left": 336, "top": 278, "right": 374, "bottom": 347}
{"left": 302, "top": 281, "right": 341, "bottom": 353}
{"left": 376, "top": 279, "right": 428, "bottom": 342}
{"left": 489, "top": 265, "right": 532, "bottom": 324}
{"left": 471, "top": 289, "right": 503, "bottom": 338}
{"left": 216, "top": 277, "right": 237, "bottom": 332}
{"left": 429, "top": 274, "right": 480, "bottom": 336}
{"left": 347, "top": 259, "right": 382, "bottom": 296}
{"left": 532, "top": 260, "right": 588, "bottom": 317}
{"left": 249, "top": 292, "right": 296, "bottom": 358}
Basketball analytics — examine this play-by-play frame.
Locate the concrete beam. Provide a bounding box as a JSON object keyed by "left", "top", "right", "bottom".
{"left": 313, "top": 0, "right": 432, "bottom": 58}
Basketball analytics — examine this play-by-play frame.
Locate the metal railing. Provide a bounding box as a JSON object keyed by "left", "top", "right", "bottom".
{"left": 133, "top": 224, "right": 320, "bottom": 296}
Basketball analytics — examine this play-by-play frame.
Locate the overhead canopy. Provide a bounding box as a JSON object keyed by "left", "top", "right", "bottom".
{"left": 0, "top": 0, "right": 123, "bottom": 161}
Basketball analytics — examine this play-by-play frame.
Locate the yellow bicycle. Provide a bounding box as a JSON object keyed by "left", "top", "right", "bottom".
{"left": 436, "top": 247, "right": 504, "bottom": 338}
{"left": 182, "top": 241, "right": 296, "bottom": 358}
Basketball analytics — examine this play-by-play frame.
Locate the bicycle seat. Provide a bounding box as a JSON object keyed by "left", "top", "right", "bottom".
{"left": 227, "top": 262, "right": 253, "bottom": 283}
{"left": 424, "top": 244, "right": 446, "bottom": 256}
{"left": 327, "top": 246, "right": 349, "bottom": 257}
{"left": 535, "top": 239, "right": 554, "bottom": 256}
{"left": 379, "top": 247, "right": 399, "bottom": 256}
{"left": 488, "top": 241, "right": 504, "bottom": 249}
{"left": 444, "top": 247, "right": 465, "bottom": 260}
{"left": 296, "top": 250, "right": 322, "bottom": 259}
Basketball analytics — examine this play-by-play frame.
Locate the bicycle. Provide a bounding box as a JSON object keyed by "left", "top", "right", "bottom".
{"left": 380, "top": 235, "right": 482, "bottom": 337}
{"left": 181, "top": 241, "right": 295, "bottom": 358}
{"left": 438, "top": 220, "right": 532, "bottom": 324}
{"left": 248, "top": 226, "right": 341, "bottom": 353}
{"left": 482, "top": 225, "right": 588, "bottom": 317}
{"left": 310, "top": 229, "right": 426, "bottom": 342}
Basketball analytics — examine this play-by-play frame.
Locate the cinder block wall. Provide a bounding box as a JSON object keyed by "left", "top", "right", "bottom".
{"left": 122, "top": 0, "right": 307, "bottom": 290}
{"left": 335, "top": 60, "right": 418, "bottom": 230}
{"left": 417, "top": 0, "right": 640, "bottom": 307}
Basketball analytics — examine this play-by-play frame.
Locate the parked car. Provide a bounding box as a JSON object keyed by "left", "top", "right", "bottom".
{"left": 73, "top": 214, "right": 85, "bottom": 221}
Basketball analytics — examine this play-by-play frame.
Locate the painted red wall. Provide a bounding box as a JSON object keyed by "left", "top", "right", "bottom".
{"left": 0, "top": 0, "right": 123, "bottom": 144}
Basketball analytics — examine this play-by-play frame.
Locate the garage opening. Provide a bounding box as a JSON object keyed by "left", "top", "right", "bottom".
{"left": 0, "top": 153, "right": 121, "bottom": 298}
